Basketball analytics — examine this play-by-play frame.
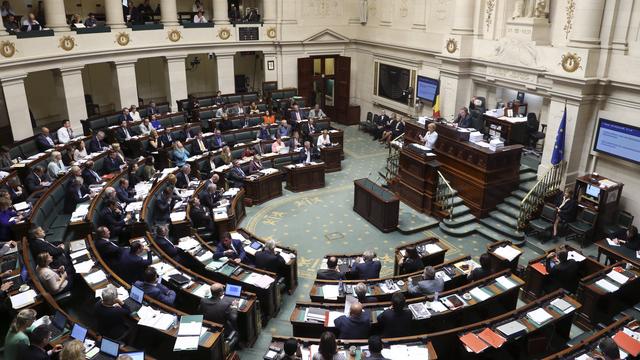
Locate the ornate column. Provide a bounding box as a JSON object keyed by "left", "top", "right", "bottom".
{"left": 165, "top": 56, "right": 188, "bottom": 112}
{"left": 1, "top": 75, "right": 34, "bottom": 140}
{"left": 44, "top": 0, "right": 69, "bottom": 32}
{"left": 263, "top": 0, "right": 277, "bottom": 24}
{"left": 113, "top": 61, "right": 139, "bottom": 110}
{"left": 216, "top": 53, "right": 235, "bottom": 94}
{"left": 451, "top": 0, "right": 475, "bottom": 35}
{"left": 160, "top": 0, "right": 179, "bottom": 26}
{"left": 59, "top": 68, "right": 87, "bottom": 134}
{"left": 212, "top": 0, "right": 229, "bottom": 25}
{"left": 568, "top": 0, "right": 606, "bottom": 48}
{"left": 105, "top": 0, "right": 126, "bottom": 29}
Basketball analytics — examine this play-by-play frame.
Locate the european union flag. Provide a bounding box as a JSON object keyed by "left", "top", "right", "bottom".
{"left": 550, "top": 106, "right": 566, "bottom": 166}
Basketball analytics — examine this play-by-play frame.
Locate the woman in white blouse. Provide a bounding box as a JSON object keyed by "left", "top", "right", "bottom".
{"left": 193, "top": 10, "right": 207, "bottom": 23}
{"left": 317, "top": 130, "right": 331, "bottom": 148}
{"left": 36, "top": 252, "right": 69, "bottom": 295}
{"left": 47, "top": 151, "right": 66, "bottom": 178}
{"left": 130, "top": 105, "right": 142, "bottom": 121}
{"left": 73, "top": 141, "right": 88, "bottom": 161}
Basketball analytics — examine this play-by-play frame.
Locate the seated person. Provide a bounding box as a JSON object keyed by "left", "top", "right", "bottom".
{"left": 377, "top": 293, "right": 412, "bottom": 338}
{"left": 21, "top": 13, "right": 40, "bottom": 32}
{"left": 4, "top": 15, "right": 20, "bottom": 33}
{"left": 256, "top": 124, "right": 273, "bottom": 141}
{"left": 25, "top": 166, "right": 50, "bottom": 194}
{"left": 408, "top": 266, "right": 444, "bottom": 296}
{"left": 29, "top": 226, "right": 72, "bottom": 275}
{"left": 545, "top": 248, "right": 579, "bottom": 293}
{"left": 210, "top": 130, "right": 226, "bottom": 149}
{"left": 84, "top": 13, "right": 97, "bottom": 27}
{"left": 316, "top": 256, "right": 344, "bottom": 280}
{"left": 454, "top": 107, "right": 473, "bottom": 128}
{"left": 134, "top": 267, "right": 176, "bottom": 306}
{"left": 115, "top": 120, "right": 134, "bottom": 144}
{"left": 191, "top": 132, "right": 210, "bottom": 155}
{"left": 354, "top": 282, "right": 378, "bottom": 303}
{"left": 226, "top": 160, "right": 246, "bottom": 188}
{"left": 154, "top": 224, "right": 190, "bottom": 263}
{"left": 350, "top": 250, "right": 381, "bottom": 280}
{"left": 0, "top": 197, "right": 19, "bottom": 243}
{"left": 612, "top": 225, "right": 640, "bottom": 250}
{"left": 289, "top": 104, "right": 306, "bottom": 126}
{"left": 81, "top": 160, "right": 104, "bottom": 186}
{"left": 57, "top": 120, "right": 74, "bottom": 144}
{"left": 94, "top": 284, "right": 132, "bottom": 340}
{"left": 20, "top": 325, "right": 62, "bottom": 360}
{"left": 277, "top": 120, "right": 291, "bottom": 138}
{"left": 35, "top": 252, "right": 70, "bottom": 295}
{"left": 94, "top": 227, "right": 123, "bottom": 261}
{"left": 552, "top": 189, "right": 577, "bottom": 238}
{"left": 308, "top": 104, "right": 327, "bottom": 118}
{"left": 102, "top": 150, "right": 125, "bottom": 174}
{"left": 64, "top": 177, "right": 90, "bottom": 214}
{"left": 172, "top": 141, "right": 190, "bottom": 167}
{"left": 199, "top": 183, "right": 221, "bottom": 210}
{"left": 115, "top": 241, "right": 151, "bottom": 284}
{"left": 47, "top": 151, "right": 66, "bottom": 179}
{"left": 193, "top": 9, "right": 207, "bottom": 23}
{"left": 219, "top": 145, "right": 233, "bottom": 165}
{"left": 214, "top": 232, "right": 249, "bottom": 264}
{"left": 137, "top": 118, "right": 153, "bottom": 136}
{"left": 418, "top": 123, "right": 438, "bottom": 150}
{"left": 115, "top": 178, "right": 137, "bottom": 204}
{"left": 317, "top": 130, "right": 332, "bottom": 148}
{"left": 88, "top": 131, "right": 108, "bottom": 153}
{"left": 262, "top": 110, "right": 276, "bottom": 125}
{"left": 279, "top": 338, "right": 302, "bottom": 360}
{"left": 36, "top": 127, "right": 55, "bottom": 151}
{"left": 248, "top": 155, "right": 264, "bottom": 174}
{"left": 334, "top": 302, "right": 371, "bottom": 339}
{"left": 176, "top": 164, "right": 197, "bottom": 189}
{"left": 598, "top": 337, "right": 621, "bottom": 360}
{"left": 100, "top": 199, "right": 131, "bottom": 238}
{"left": 197, "top": 283, "right": 238, "bottom": 336}
{"left": 398, "top": 247, "right": 423, "bottom": 275}
{"left": 271, "top": 136, "right": 286, "bottom": 153}
{"left": 255, "top": 240, "right": 286, "bottom": 277}
{"left": 298, "top": 141, "right": 317, "bottom": 164}
{"left": 468, "top": 253, "right": 492, "bottom": 281}
{"left": 154, "top": 187, "right": 176, "bottom": 224}
{"left": 248, "top": 102, "right": 260, "bottom": 114}
{"left": 4, "top": 309, "right": 37, "bottom": 360}
{"left": 302, "top": 118, "right": 317, "bottom": 142}
{"left": 313, "top": 332, "right": 345, "bottom": 360}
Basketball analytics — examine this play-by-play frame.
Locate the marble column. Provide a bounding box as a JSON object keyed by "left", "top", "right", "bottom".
{"left": 165, "top": 56, "right": 188, "bottom": 112}
{"left": 263, "top": 0, "right": 277, "bottom": 24}
{"left": 113, "top": 61, "right": 139, "bottom": 110}
{"left": 160, "top": 0, "right": 179, "bottom": 26}
{"left": 1, "top": 75, "right": 34, "bottom": 141}
{"left": 216, "top": 54, "right": 235, "bottom": 94}
{"left": 568, "top": 0, "right": 606, "bottom": 48}
{"left": 105, "top": 0, "right": 126, "bottom": 29}
{"left": 212, "top": 0, "right": 229, "bottom": 25}
{"left": 60, "top": 68, "right": 87, "bottom": 134}
{"left": 451, "top": 0, "right": 475, "bottom": 35}
{"left": 44, "top": 0, "right": 69, "bottom": 32}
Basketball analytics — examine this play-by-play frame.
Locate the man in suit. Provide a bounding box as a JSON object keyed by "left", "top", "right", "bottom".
{"left": 154, "top": 224, "right": 191, "bottom": 264}
{"left": 29, "top": 226, "right": 72, "bottom": 273}
{"left": 88, "top": 131, "right": 108, "bottom": 153}
{"left": 115, "top": 120, "right": 134, "bottom": 144}
{"left": 102, "top": 150, "right": 125, "bottom": 174}
{"left": 373, "top": 110, "right": 390, "bottom": 140}
{"left": 248, "top": 155, "right": 264, "bottom": 175}
{"left": 176, "top": 164, "right": 197, "bottom": 189}
{"left": 115, "top": 178, "right": 137, "bottom": 204}
{"left": 188, "top": 197, "right": 215, "bottom": 235}
{"left": 115, "top": 241, "right": 151, "bottom": 284}
{"left": 210, "top": 130, "right": 225, "bottom": 150}
{"left": 468, "top": 253, "right": 492, "bottom": 281}
{"left": 256, "top": 124, "right": 273, "bottom": 141}
{"left": 366, "top": 336, "right": 391, "bottom": 360}
{"left": 94, "top": 226, "right": 123, "bottom": 261}
{"left": 191, "top": 132, "right": 210, "bottom": 155}
{"left": 545, "top": 248, "right": 580, "bottom": 293}
{"left": 301, "top": 118, "right": 317, "bottom": 143}
{"left": 289, "top": 104, "right": 306, "bottom": 128}
{"left": 376, "top": 292, "right": 412, "bottom": 338}
{"left": 147, "top": 101, "right": 159, "bottom": 116}
{"left": 93, "top": 284, "right": 132, "bottom": 340}
{"left": 351, "top": 250, "right": 381, "bottom": 280}
{"left": 317, "top": 256, "right": 344, "bottom": 280}
{"left": 25, "top": 166, "right": 49, "bottom": 194}
{"left": 214, "top": 232, "right": 249, "bottom": 264}
{"left": 255, "top": 240, "right": 286, "bottom": 277}
{"left": 227, "top": 160, "right": 246, "bottom": 188}
{"left": 298, "top": 141, "right": 317, "bottom": 164}
{"left": 198, "top": 283, "right": 238, "bottom": 336}
{"left": 454, "top": 107, "right": 473, "bottom": 128}
{"left": 552, "top": 189, "right": 578, "bottom": 238}
{"left": 19, "top": 324, "right": 62, "bottom": 360}
{"left": 119, "top": 108, "right": 133, "bottom": 122}
{"left": 408, "top": 266, "right": 444, "bottom": 296}
{"left": 100, "top": 199, "right": 130, "bottom": 238}
{"left": 154, "top": 186, "right": 175, "bottom": 224}
{"left": 199, "top": 183, "right": 221, "bottom": 210}
{"left": 334, "top": 302, "right": 371, "bottom": 339}
{"left": 159, "top": 131, "right": 174, "bottom": 148}
{"left": 64, "top": 177, "right": 90, "bottom": 214}
{"left": 354, "top": 282, "right": 378, "bottom": 303}
{"left": 134, "top": 267, "right": 176, "bottom": 306}
{"left": 81, "top": 160, "right": 104, "bottom": 186}
{"left": 35, "top": 127, "right": 55, "bottom": 151}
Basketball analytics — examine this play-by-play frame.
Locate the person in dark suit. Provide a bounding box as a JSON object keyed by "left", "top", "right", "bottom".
{"left": 88, "top": 131, "right": 108, "bottom": 153}
{"left": 153, "top": 224, "right": 192, "bottom": 265}
{"left": 18, "top": 324, "right": 62, "bottom": 360}
{"left": 2, "top": 178, "right": 25, "bottom": 204}
{"left": 227, "top": 160, "right": 246, "bottom": 188}
{"left": 354, "top": 282, "right": 378, "bottom": 303}
{"left": 365, "top": 336, "right": 391, "bottom": 360}
{"left": 25, "top": 166, "right": 49, "bottom": 194}
{"left": 289, "top": 104, "right": 306, "bottom": 128}
{"left": 154, "top": 186, "right": 175, "bottom": 224}
{"left": 29, "top": 226, "right": 72, "bottom": 273}
{"left": 102, "top": 150, "right": 125, "bottom": 174}
{"left": 316, "top": 256, "right": 345, "bottom": 280}
{"left": 133, "top": 267, "right": 176, "bottom": 306}
{"left": 115, "top": 178, "right": 136, "bottom": 204}
{"left": 373, "top": 111, "right": 390, "bottom": 140}
{"left": 545, "top": 248, "right": 580, "bottom": 293}
{"left": 278, "top": 338, "right": 302, "bottom": 360}
{"left": 35, "top": 127, "right": 55, "bottom": 151}
{"left": 100, "top": 199, "right": 130, "bottom": 238}
{"left": 298, "top": 141, "right": 317, "bottom": 164}
{"left": 408, "top": 266, "right": 444, "bottom": 296}
{"left": 248, "top": 155, "right": 264, "bottom": 174}
{"left": 214, "top": 232, "right": 249, "bottom": 264}
{"left": 454, "top": 107, "right": 473, "bottom": 128}
{"left": 614, "top": 225, "right": 640, "bottom": 251}
{"left": 64, "top": 177, "right": 90, "bottom": 214}
{"left": 198, "top": 283, "right": 238, "bottom": 335}
{"left": 188, "top": 197, "right": 215, "bottom": 235}
{"left": 199, "top": 183, "right": 221, "bottom": 210}
{"left": 598, "top": 337, "right": 621, "bottom": 360}
{"left": 255, "top": 240, "right": 286, "bottom": 277}
{"left": 81, "top": 160, "right": 104, "bottom": 186}
{"left": 398, "top": 247, "right": 424, "bottom": 275}
{"left": 351, "top": 250, "right": 381, "bottom": 280}
{"left": 159, "top": 131, "right": 175, "bottom": 148}
{"left": 94, "top": 227, "right": 123, "bottom": 261}
{"left": 119, "top": 108, "right": 133, "bottom": 122}
{"left": 191, "top": 132, "right": 210, "bottom": 155}
{"left": 94, "top": 284, "right": 132, "bottom": 340}
{"left": 376, "top": 293, "right": 412, "bottom": 338}
{"left": 115, "top": 121, "right": 134, "bottom": 145}
{"left": 553, "top": 189, "right": 577, "bottom": 238}
{"left": 176, "top": 164, "right": 197, "bottom": 189}
{"left": 334, "top": 302, "right": 371, "bottom": 339}
{"left": 115, "top": 241, "right": 151, "bottom": 284}
{"left": 301, "top": 118, "right": 317, "bottom": 143}
{"left": 468, "top": 253, "right": 492, "bottom": 281}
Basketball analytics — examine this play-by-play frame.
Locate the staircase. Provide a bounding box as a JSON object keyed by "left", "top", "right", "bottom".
{"left": 439, "top": 166, "right": 538, "bottom": 247}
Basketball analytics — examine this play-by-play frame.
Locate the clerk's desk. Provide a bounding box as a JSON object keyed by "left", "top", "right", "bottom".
{"left": 522, "top": 245, "right": 604, "bottom": 303}
{"left": 243, "top": 169, "right": 283, "bottom": 205}
{"left": 311, "top": 255, "right": 471, "bottom": 304}
{"left": 291, "top": 269, "right": 523, "bottom": 338}
{"left": 575, "top": 261, "right": 640, "bottom": 328}
{"left": 403, "top": 120, "right": 523, "bottom": 218}
{"left": 285, "top": 162, "right": 326, "bottom": 192}
{"left": 319, "top": 144, "right": 342, "bottom": 172}
{"left": 486, "top": 240, "right": 523, "bottom": 274}
{"left": 483, "top": 113, "right": 529, "bottom": 146}
{"left": 394, "top": 237, "right": 450, "bottom": 275}
{"left": 596, "top": 238, "right": 640, "bottom": 267}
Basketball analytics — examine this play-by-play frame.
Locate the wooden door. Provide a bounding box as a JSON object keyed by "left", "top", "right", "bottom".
{"left": 334, "top": 56, "right": 351, "bottom": 124}
{"left": 297, "top": 58, "right": 314, "bottom": 105}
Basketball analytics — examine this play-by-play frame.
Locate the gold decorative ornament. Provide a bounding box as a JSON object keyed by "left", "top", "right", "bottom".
{"left": 560, "top": 52, "right": 582, "bottom": 73}
{"left": 266, "top": 27, "right": 277, "bottom": 39}
{"left": 59, "top": 36, "right": 75, "bottom": 51}
{"left": 0, "top": 41, "right": 16, "bottom": 58}
{"left": 116, "top": 32, "right": 130, "bottom": 46}
{"left": 445, "top": 38, "right": 458, "bottom": 54}
{"left": 218, "top": 28, "right": 231, "bottom": 40}
{"left": 168, "top": 29, "right": 182, "bottom": 42}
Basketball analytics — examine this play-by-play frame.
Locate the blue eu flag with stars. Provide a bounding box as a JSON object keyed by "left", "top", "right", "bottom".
{"left": 551, "top": 106, "right": 566, "bottom": 166}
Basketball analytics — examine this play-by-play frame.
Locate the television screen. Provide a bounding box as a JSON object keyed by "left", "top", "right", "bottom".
{"left": 593, "top": 118, "right": 640, "bottom": 165}
{"left": 377, "top": 64, "right": 410, "bottom": 104}
{"left": 416, "top": 76, "right": 439, "bottom": 103}
{"left": 585, "top": 184, "right": 601, "bottom": 199}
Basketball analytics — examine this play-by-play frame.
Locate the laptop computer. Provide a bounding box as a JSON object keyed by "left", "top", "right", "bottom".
{"left": 120, "top": 351, "right": 144, "bottom": 360}
{"left": 69, "top": 323, "right": 88, "bottom": 342}
{"left": 49, "top": 311, "right": 68, "bottom": 339}
{"left": 123, "top": 285, "right": 144, "bottom": 312}
{"left": 224, "top": 284, "right": 242, "bottom": 298}
{"left": 90, "top": 337, "right": 119, "bottom": 360}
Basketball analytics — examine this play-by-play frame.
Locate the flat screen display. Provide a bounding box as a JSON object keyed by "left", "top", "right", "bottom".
{"left": 585, "top": 184, "right": 601, "bottom": 199}
{"left": 225, "top": 284, "right": 242, "bottom": 297}
{"left": 377, "top": 64, "right": 410, "bottom": 104}
{"left": 593, "top": 118, "right": 640, "bottom": 165}
{"left": 416, "top": 76, "right": 439, "bottom": 103}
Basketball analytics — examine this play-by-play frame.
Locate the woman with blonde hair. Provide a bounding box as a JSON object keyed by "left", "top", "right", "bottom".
{"left": 4, "top": 308, "right": 37, "bottom": 360}
{"left": 172, "top": 141, "right": 190, "bottom": 167}
{"left": 60, "top": 339, "right": 85, "bottom": 360}
{"left": 47, "top": 151, "right": 66, "bottom": 178}
{"left": 36, "top": 252, "right": 70, "bottom": 295}
{"left": 220, "top": 145, "right": 232, "bottom": 165}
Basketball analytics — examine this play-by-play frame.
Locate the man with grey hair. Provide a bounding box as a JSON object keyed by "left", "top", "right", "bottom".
{"left": 176, "top": 163, "right": 198, "bottom": 189}
{"left": 408, "top": 266, "right": 444, "bottom": 296}
{"left": 198, "top": 282, "right": 238, "bottom": 336}
{"left": 354, "top": 282, "right": 378, "bottom": 303}
{"left": 255, "top": 239, "right": 286, "bottom": 277}
{"left": 351, "top": 250, "right": 381, "bottom": 280}
{"left": 94, "top": 284, "right": 132, "bottom": 339}
{"left": 88, "top": 130, "right": 108, "bottom": 153}
{"left": 199, "top": 183, "right": 220, "bottom": 210}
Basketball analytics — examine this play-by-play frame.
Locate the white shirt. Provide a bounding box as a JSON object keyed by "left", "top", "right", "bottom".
{"left": 130, "top": 111, "right": 142, "bottom": 122}
{"left": 304, "top": 149, "right": 312, "bottom": 163}
{"left": 57, "top": 126, "right": 73, "bottom": 144}
{"left": 73, "top": 148, "right": 88, "bottom": 161}
{"left": 47, "top": 160, "right": 66, "bottom": 178}
{"left": 422, "top": 131, "right": 438, "bottom": 150}
{"left": 309, "top": 109, "right": 326, "bottom": 118}
{"left": 193, "top": 14, "right": 207, "bottom": 23}
{"left": 317, "top": 135, "right": 331, "bottom": 148}
{"left": 138, "top": 123, "right": 152, "bottom": 136}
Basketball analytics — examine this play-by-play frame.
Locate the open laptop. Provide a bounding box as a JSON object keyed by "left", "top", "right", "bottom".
{"left": 123, "top": 285, "right": 144, "bottom": 312}
{"left": 224, "top": 284, "right": 242, "bottom": 298}
{"left": 49, "top": 311, "right": 68, "bottom": 339}
{"left": 69, "top": 323, "right": 88, "bottom": 342}
{"left": 90, "top": 337, "right": 119, "bottom": 360}
{"left": 120, "top": 352, "right": 144, "bottom": 360}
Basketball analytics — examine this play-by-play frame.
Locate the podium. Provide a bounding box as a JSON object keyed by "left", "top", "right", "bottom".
{"left": 285, "top": 163, "right": 326, "bottom": 192}
{"left": 353, "top": 178, "right": 399, "bottom": 233}
{"left": 319, "top": 145, "right": 341, "bottom": 172}
{"left": 244, "top": 170, "right": 283, "bottom": 205}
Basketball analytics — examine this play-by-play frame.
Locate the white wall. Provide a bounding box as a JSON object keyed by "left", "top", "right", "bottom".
{"left": 234, "top": 52, "right": 265, "bottom": 93}
{"left": 25, "top": 70, "right": 67, "bottom": 126}
{"left": 135, "top": 57, "right": 169, "bottom": 104}
{"left": 185, "top": 54, "right": 218, "bottom": 97}
{"left": 82, "top": 63, "right": 119, "bottom": 114}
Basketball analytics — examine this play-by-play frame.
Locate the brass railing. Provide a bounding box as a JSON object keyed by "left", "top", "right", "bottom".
{"left": 436, "top": 171, "right": 455, "bottom": 220}
{"left": 517, "top": 162, "right": 566, "bottom": 231}
{"left": 383, "top": 134, "right": 404, "bottom": 180}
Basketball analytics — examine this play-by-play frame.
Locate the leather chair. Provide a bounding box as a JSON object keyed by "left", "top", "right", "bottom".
{"left": 529, "top": 204, "right": 557, "bottom": 241}
{"left": 604, "top": 210, "right": 634, "bottom": 238}
{"left": 566, "top": 209, "right": 598, "bottom": 247}
{"left": 526, "top": 113, "right": 545, "bottom": 155}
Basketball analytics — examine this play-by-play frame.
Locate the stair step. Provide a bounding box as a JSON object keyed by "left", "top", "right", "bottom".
{"left": 496, "top": 203, "right": 520, "bottom": 218}
{"left": 519, "top": 181, "right": 537, "bottom": 192}
{"left": 475, "top": 225, "right": 507, "bottom": 243}
{"left": 439, "top": 222, "right": 477, "bottom": 237}
{"left": 489, "top": 211, "right": 519, "bottom": 228}
{"left": 451, "top": 196, "right": 465, "bottom": 207}
{"left": 478, "top": 218, "right": 525, "bottom": 240}
{"left": 512, "top": 190, "right": 528, "bottom": 200}
{"left": 442, "top": 213, "right": 476, "bottom": 228}
{"left": 519, "top": 165, "right": 537, "bottom": 174}
{"left": 519, "top": 172, "right": 537, "bottom": 183}
{"left": 504, "top": 196, "right": 522, "bottom": 209}
{"left": 451, "top": 204, "right": 471, "bottom": 217}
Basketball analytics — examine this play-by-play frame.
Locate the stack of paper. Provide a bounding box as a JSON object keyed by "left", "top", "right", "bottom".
{"left": 279, "top": 252, "right": 295, "bottom": 264}
{"left": 526, "top": 308, "right": 553, "bottom": 325}
{"left": 596, "top": 278, "right": 620, "bottom": 293}
{"left": 137, "top": 306, "right": 176, "bottom": 330}
{"left": 305, "top": 308, "right": 326, "bottom": 323}
{"left": 74, "top": 260, "right": 95, "bottom": 274}
{"left": 177, "top": 237, "right": 199, "bottom": 251}
{"left": 322, "top": 285, "right": 340, "bottom": 300}
{"left": 408, "top": 302, "right": 431, "bottom": 319}
{"left": 192, "top": 285, "right": 211, "bottom": 298}
{"left": 69, "top": 240, "right": 86, "bottom": 252}
{"left": 496, "top": 276, "right": 517, "bottom": 290}
{"left": 550, "top": 298, "right": 574, "bottom": 314}
{"left": 427, "top": 301, "right": 448, "bottom": 313}
{"left": 326, "top": 311, "right": 343, "bottom": 327}
{"left": 469, "top": 287, "right": 491, "bottom": 302}
{"left": 10, "top": 289, "right": 37, "bottom": 309}
{"left": 173, "top": 336, "right": 199, "bottom": 351}
{"left": 607, "top": 270, "right": 630, "bottom": 285}
{"left": 246, "top": 273, "right": 275, "bottom": 289}
{"left": 423, "top": 243, "right": 442, "bottom": 254}
{"left": 381, "top": 345, "right": 428, "bottom": 360}
{"left": 380, "top": 282, "right": 400, "bottom": 294}
{"left": 178, "top": 315, "right": 203, "bottom": 336}
{"left": 478, "top": 328, "right": 506, "bottom": 348}
{"left": 85, "top": 270, "right": 107, "bottom": 285}
{"left": 567, "top": 251, "right": 586, "bottom": 262}
{"left": 496, "top": 320, "right": 527, "bottom": 337}
{"left": 169, "top": 211, "right": 187, "bottom": 222}
{"left": 434, "top": 271, "right": 451, "bottom": 282}
{"left": 493, "top": 245, "right": 521, "bottom": 261}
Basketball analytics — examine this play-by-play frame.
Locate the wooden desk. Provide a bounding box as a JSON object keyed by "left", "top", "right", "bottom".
{"left": 487, "top": 240, "right": 522, "bottom": 273}
{"left": 595, "top": 239, "right": 640, "bottom": 267}
{"left": 395, "top": 148, "right": 441, "bottom": 215}
{"left": 244, "top": 170, "right": 283, "bottom": 204}
{"left": 285, "top": 162, "right": 326, "bottom": 192}
{"left": 319, "top": 145, "right": 342, "bottom": 172}
{"left": 483, "top": 114, "right": 529, "bottom": 145}
{"left": 394, "top": 237, "right": 449, "bottom": 275}
{"left": 353, "top": 178, "right": 399, "bottom": 233}
{"left": 404, "top": 121, "right": 523, "bottom": 218}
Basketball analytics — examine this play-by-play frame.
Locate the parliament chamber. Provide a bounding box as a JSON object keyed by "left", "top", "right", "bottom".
{"left": 1, "top": 1, "right": 640, "bottom": 360}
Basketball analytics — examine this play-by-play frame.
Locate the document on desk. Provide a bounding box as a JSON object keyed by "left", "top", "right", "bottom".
{"left": 493, "top": 245, "right": 521, "bottom": 261}
{"left": 567, "top": 251, "right": 586, "bottom": 262}
{"left": 381, "top": 345, "right": 428, "bottom": 360}
{"left": 550, "top": 298, "right": 574, "bottom": 314}
{"left": 423, "top": 243, "right": 443, "bottom": 254}
{"left": 73, "top": 259, "right": 95, "bottom": 274}
{"left": 246, "top": 273, "right": 274, "bottom": 289}
{"left": 69, "top": 240, "right": 86, "bottom": 252}
{"left": 326, "top": 311, "right": 343, "bottom": 327}
{"left": 322, "top": 285, "right": 340, "bottom": 300}
{"left": 607, "top": 270, "right": 630, "bottom": 285}
{"left": 170, "top": 211, "right": 186, "bottom": 222}
{"left": 496, "top": 276, "right": 517, "bottom": 290}
{"left": 470, "top": 287, "right": 491, "bottom": 302}
{"left": 279, "top": 251, "right": 295, "bottom": 264}
{"left": 10, "top": 289, "right": 37, "bottom": 309}
{"left": 408, "top": 302, "right": 431, "bottom": 319}
{"left": 459, "top": 333, "right": 489, "bottom": 353}
{"left": 85, "top": 270, "right": 107, "bottom": 285}
{"left": 173, "top": 336, "right": 199, "bottom": 351}
{"left": 606, "top": 238, "right": 621, "bottom": 247}
{"left": 496, "top": 320, "right": 527, "bottom": 337}
{"left": 596, "top": 278, "right": 620, "bottom": 293}
{"left": 427, "top": 300, "right": 448, "bottom": 313}
{"left": 526, "top": 308, "right": 553, "bottom": 326}
{"left": 178, "top": 315, "right": 203, "bottom": 336}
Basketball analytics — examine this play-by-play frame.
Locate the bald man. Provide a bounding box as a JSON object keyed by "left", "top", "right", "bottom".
{"left": 197, "top": 283, "right": 238, "bottom": 335}
{"left": 333, "top": 301, "right": 371, "bottom": 339}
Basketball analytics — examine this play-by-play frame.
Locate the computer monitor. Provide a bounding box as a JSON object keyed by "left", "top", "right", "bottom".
{"left": 585, "top": 184, "right": 601, "bottom": 200}
{"left": 121, "top": 352, "right": 144, "bottom": 360}
{"left": 51, "top": 311, "right": 67, "bottom": 331}
{"left": 250, "top": 242, "right": 262, "bottom": 250}
{"left": 130, "top": 285, "right": 144, "bottom": 304}
{"left": 225, "top": 284, "right": 242, "bottom": 298}
{"left": 100, "top": 338, "right": 119, "bottom": 357}
{"left": 70, "top": 323, "right": 87, "bottom": 342}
